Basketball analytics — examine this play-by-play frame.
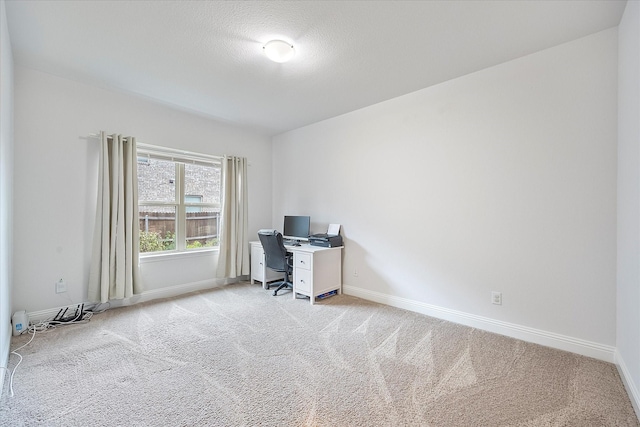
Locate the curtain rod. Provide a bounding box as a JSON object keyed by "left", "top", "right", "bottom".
{"left": 85, "top": 132, "right": 223, "bottom": 161}
{"left": 87, "top": 132, "right": 146, "bottom": 144}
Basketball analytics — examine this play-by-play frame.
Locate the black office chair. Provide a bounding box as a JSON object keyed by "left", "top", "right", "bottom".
{"left": 257, "top": 229, "right": 294, "bottom": 296}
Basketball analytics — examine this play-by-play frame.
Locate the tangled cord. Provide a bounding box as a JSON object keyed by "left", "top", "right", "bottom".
{"left": 1, "top": 303, "right": 106, "bottom": 397}
{"left": 2, "top": 327, "right": 36, "bottom": 397}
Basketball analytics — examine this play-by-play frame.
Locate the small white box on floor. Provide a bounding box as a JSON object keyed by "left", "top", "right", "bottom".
{"left": 12, "top": 310, "right": 28, "bottom": 336}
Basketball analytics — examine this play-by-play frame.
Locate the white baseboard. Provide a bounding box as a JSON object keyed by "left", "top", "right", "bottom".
{"left": 105, "top": 276, "right": 244, "bottom": 309}
{"left": 27, "top": 276, "right": 247, "bottom": 323}
{"left": 0, "top": 321, "right": 10, "bottom": 397}
{"left": 343, "top": 285, "right": 616, "bottom": 363}
{"left": 616, "top": 350, "right": 640, "bottom": 419}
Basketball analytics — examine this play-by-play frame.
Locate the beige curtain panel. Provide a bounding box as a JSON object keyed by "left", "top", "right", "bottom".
{"left": 216, "top": 156, "right": 250, "bottom": 278}
{"left": 88, "top": 131, "right": 142, "bottom": 303}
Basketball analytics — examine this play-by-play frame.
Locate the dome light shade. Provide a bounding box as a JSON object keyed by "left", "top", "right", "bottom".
{"left": 263, "top": 40, "right": 295, "bottom": 63}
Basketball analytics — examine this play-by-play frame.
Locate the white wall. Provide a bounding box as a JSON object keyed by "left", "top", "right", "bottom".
{"left": 0, "top": 0, "right": 14, "bottom": 396}
{"left": 617, "top": 0, "right": 640, "bottom": 415}
{"left": 12, "top": 67, "right": 272, "bottom": 314}
{"left": 273, "top": 29, "right": 618, "bottom": 357}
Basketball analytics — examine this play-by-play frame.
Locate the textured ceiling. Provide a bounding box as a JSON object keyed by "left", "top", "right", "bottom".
{"left": 5, "top": 0, "right": 627, "bottom": 135}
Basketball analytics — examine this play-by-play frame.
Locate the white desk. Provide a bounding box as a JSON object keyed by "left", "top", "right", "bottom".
{"left": 249, "top": 241, "right": 343, "bottom": 305}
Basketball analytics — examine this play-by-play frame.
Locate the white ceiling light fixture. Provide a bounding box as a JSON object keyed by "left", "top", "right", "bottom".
{"left": 263, "top": 40, "right": 295, "bottom": 63}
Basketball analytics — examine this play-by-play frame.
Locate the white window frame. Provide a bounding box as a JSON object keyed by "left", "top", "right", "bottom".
{"left": 137, "top": 143, "right": 222, "bottom": 257}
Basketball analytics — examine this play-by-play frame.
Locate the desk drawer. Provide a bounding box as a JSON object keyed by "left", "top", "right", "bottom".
{"left": 295, "top": 252, "right": 312, "bottom": 270}
{"left": 295, "top": 268, "right": 312, "bottom": 293}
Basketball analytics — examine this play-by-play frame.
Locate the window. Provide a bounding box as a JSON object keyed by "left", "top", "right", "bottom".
{"left": 137, "top": 145, "right": 221, "bottom": 254}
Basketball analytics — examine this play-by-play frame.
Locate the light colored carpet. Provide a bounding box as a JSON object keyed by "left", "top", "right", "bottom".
{"left": 1, "top": 282, "right": 638, "bottom": 426}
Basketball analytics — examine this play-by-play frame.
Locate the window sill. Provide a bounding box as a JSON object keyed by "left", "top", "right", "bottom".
{"left": 139, "top": 248, "right": 218, "bottom": 264}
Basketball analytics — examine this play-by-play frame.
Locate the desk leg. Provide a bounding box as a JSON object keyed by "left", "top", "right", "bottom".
{"left": 262, "top": 263, "right": 267, "bottom": 290}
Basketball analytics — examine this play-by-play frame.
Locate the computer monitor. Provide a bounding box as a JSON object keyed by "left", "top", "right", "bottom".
{"left": 283, "top": 215, "right": 310, "bottom": 241}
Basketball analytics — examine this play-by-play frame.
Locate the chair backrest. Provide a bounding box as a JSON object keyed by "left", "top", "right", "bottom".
{"left": 257, "top": 229, "right": 289, "bottom": 272}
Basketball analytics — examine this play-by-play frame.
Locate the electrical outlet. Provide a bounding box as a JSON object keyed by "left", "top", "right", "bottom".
{"left": 491, "top": 291, "right": 502, "bottom": 305}
{"left": 55, "top": 279, "right": 67, "bottom": 294}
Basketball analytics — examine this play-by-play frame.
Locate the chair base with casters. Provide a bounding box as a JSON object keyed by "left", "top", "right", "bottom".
{"left": 267, "top": 267, "right": 293, "bottom": 296}
{"left": 258, "top": 229, "right": 294, "bottom": 297}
